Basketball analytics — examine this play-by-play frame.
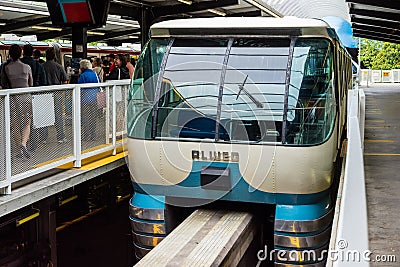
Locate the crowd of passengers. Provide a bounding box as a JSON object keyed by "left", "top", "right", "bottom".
{"left": 0, "top": 44, "right": 134, "bottom": 159}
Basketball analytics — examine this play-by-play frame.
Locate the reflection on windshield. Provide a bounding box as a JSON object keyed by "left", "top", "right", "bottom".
{"left": 128, "top": 37, "right": 337, "bottom": 145}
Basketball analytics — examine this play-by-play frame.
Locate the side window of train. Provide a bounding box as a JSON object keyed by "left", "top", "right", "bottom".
{"left": 286, "top": 38, "right": 336, "bottom": 145}
{"left": 127, "top": 38, "right": 169, "bottom": 139}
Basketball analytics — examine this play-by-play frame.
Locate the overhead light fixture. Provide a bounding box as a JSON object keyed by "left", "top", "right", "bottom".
{"left": 0, "top": 22, "right": 6, "bottom": 26}
{"left": 107, "top": 20, "right": 138, "bottom": 27}
{"left": 207, "top": 9, "right": 226, "bottom": 16}
{"left": 0, "top": 6, "right": 49, "bottom": 16}
{"left": 31, "top": 26, "right": 62, "bottom": 31}
{"left": 128, "top": 36, "right": 139, "bottom": 39}
{"left": 87, "top": 31, "right": 105, "bottom": 36}
{"left": 243, "top": 0, "right": 281, "bottom": 18}
{"left": 177, "top": 0, "right": 192, "bottom": 4}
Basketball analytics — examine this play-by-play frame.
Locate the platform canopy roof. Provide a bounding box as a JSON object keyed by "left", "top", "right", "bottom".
{"left": 263, "top": 0, "right": 351, "bottom": 22}
{"left": 0, "top": 0, "right": 282, "bottom": 45}
{"left": 346, "top": 0, "right": 400, "bottom": 44}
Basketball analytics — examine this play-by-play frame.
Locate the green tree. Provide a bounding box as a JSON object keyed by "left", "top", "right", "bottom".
{"left": 371, "top": 42, "right": 400, "bottom": 70}
{"left": 360, "top": 39, "right": 381, "bottom": 69}
{"left": 360, "top": 39, "right": 400, "bottom": 70}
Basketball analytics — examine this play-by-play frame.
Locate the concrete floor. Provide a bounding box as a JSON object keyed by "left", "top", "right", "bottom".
{"left": 363, "top": 84, "right": 400, "bottom": 266}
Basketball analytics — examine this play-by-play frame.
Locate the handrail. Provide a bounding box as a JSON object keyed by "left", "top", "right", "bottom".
{"left": 0, "top": 80, "right": 131, "bottom": 194}
{"left": 328, "top": 88, "right": 369, "bottom": 266}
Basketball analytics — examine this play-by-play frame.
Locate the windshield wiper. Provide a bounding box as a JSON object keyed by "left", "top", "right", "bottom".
{"left": 236, "top": 75, "right": 263, "bottom": 108}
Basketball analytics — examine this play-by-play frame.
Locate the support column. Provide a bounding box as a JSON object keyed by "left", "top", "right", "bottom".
{"left": 36, "top": 198, "right": 57, "bottom": 267}
{"left": 71, "top": 26, "right": 87, "bottom": 83}
{"left": 139, "top": 7, "right": 153, "bottom": 48}
{"left": 72, "top": 26, "right": 88, "bottom": 59}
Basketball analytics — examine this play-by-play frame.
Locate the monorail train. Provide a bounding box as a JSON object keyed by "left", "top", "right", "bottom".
{"left": 127, "top": 17, "right": 352, "bottom": 265}
{"left": 0, "top": 40, "right": 139, "bottom": 67}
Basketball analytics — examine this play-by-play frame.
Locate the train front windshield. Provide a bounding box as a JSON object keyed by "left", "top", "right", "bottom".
{"left": 128, "top": 37, "right": 335, "bottom": 145}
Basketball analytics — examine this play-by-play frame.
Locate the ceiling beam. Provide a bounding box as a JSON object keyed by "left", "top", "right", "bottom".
{"left": 35, "top": 29, "right": 72, "bottom": 41}
{"left": 88, "top": 28, "right": 141, "bottom": 43}
{"left": 353, "top": 23, "right": 400, "bottom": 36}
{"left": 227, "top": 10, "right": 262, "bottom": 17}
{"left": 351, "top": 16, "right": 400, "bottom": 30}
{"left": 347, "top": 0, "right": 400, "bottom": 10}
{"left": 353, "top": 28, "right": 400, "bottom": 40}
{"left": 0, "top": 16, "right": 50, "bottom": 33}
{"left": 153, "top": 0, "right": 239, "bottom": 17}
{"left": 106, "top": 37, "right": 141, "bottom": 46}
{"left": 349, "top": 7, "right": 400, "bottom": 22}
{"left": 109, "top": 2, "right": 140, "bottom": 18}
{"left": 354, "top": 31, "right": 400, "bottom": 44}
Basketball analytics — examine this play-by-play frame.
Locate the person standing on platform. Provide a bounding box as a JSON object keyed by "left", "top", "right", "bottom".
{"left": 108, "top": 54, "right": 116, "bottom": 74}
{"left": 1, "top": 44, "right": 33, "bottom": 158}
{"left": 78, "top": 59, "right": 100, "bottom": 141}
{"left": 125, "top": 54, "right": 135, "bottom": 79}
{"left": 105, "top": 54, "right": 129, "bottom": 134}
{"left": 42, "top": 47, "right": 68, "bottom": 143}
{"left": 92, "top": 57, "right": 104, "bottom": 82}
{"left": 33, "top": 49, "right": 45, "bottom": 64}
{"left": 106, "top": 54, "right": 130, "bottom": 81}
{"left": 21, "top": 44, "right": 47, "bottom": 152}
{"left": 0, "top": 57, "right": 11, "bottom": 89}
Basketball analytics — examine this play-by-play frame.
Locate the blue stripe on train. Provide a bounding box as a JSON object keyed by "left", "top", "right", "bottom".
{"left": 132, "top": 161, "right": 331, "bottom": 206}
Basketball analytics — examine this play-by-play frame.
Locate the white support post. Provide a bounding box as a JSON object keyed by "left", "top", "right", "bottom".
{"left": 112, "top": 85, "right": 117, "bottom": 155}
{"left": 2, "top": 93, "right": 12, "bottom": 194}
{"left": 105, "top": 86, "right": 110, "bottom": 144}
{"left": 73, "top": 85, "right": 82, "bottom": 168}
{"left": 359, "top": 90, "right": 365, "bottom": 151}
{"left": 347, "top": 90, "right": 356, "bottom": 138}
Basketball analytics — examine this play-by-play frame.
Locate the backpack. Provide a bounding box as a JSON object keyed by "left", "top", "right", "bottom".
{"left": 0, "top": 60, "right": 12, "bottom": 89}
{"left": 33, "top": 61, "right": 40, "bottom": 86}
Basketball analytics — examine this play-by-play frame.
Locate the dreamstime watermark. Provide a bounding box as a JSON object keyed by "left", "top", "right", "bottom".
{"left": 256, "top": 239, "right": 397, "bottom": 264}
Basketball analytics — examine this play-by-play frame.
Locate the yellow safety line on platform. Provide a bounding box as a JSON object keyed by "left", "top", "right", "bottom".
{"left": 366, "top": 112, "right": 382, "bottom": 115}
{"left": 365, "top": 119, "right": 385, "bottom": 123}
{"left": 16, "top": 212, "right": 40, "bottom": 226}
{"left": 366, "top": 108, "right": 381, "bottom": 111}
{"left": 56, "top": 207, "right": 104, "bottom": 232}
{"left": 59, "top": 195, "right": 78, "bottom": 206}
{"left": 364, "top": 140, "right": 395, "bottom": 143}
{"left": 76, "top": 151, "right": 127, "bottom": 171}
{"left": 81, "top": 143, "right": 111, "bottom": 154}
{"left": 33, "top": 144, "right": 110, "bottom": 169}
{"left": 364, "top": 126, "right": 390, "bottom": 129}
{"left": 116, "top": 194, "right": 131, "bottom": 203}
{"left": 33, "top": 155, "right": 73, "bottom": 169}
{"left": 364, "top": 153, "right": 400, "bottom": 156}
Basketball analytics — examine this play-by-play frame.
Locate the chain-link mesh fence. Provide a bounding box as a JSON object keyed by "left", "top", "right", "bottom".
{"left": 0, "top": 96, "right": 6, "bottom": 181}
{"left": 80, "top": 85, "right": 108, "bottom": 153}
{"left": 2, "top": 81, "right": 130, "bottom": 190}
{"left": 115, "top": 85, "right": 128, "bottom": 141}
{"left": 108, "top": 85, "right": 129, "bottom": 146}
{"left": 10, "top": 90, "right": 74, "bottom": 176}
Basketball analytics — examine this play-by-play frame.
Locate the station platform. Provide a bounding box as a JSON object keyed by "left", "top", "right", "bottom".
{"left": 0, "top": 149, "right": 127, "bottom": 218}
{"left": 363, "top": 84, "right": 400, "bottom": 259}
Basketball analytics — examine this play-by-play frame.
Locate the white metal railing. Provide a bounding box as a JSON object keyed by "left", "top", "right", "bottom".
{"left": 328, "top": 87, "right": 369, "bottom": 266}
{"left": 360, "top": 69, "right": 400, "bottom": 84}
{"left": 0, "top": 80, "right": 130, "bottom": 194}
